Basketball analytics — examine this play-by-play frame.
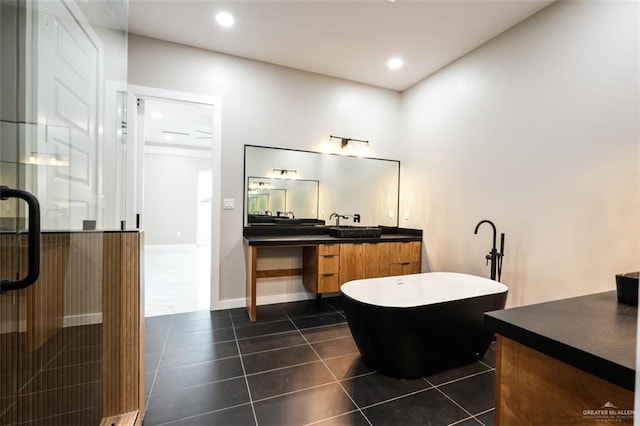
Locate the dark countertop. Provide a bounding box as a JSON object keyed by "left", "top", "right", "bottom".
{"left": 485, "top": 291, "right": 636, "bottom": 391}
{"left": 243, "top": 226, "right": 422, "bottom": 246}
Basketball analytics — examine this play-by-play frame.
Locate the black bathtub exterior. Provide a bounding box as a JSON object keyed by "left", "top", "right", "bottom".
{"left": 342, "top": 290, "right": 508, "bottom": 378}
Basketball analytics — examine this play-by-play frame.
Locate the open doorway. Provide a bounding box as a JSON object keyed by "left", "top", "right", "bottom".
{"left": 140, "top": 97, "right": 214, "bottom": 316}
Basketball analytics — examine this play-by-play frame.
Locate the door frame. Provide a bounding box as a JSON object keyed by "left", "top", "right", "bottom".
{"left": 125, "top": 85, "right": 222, "bottom": 311}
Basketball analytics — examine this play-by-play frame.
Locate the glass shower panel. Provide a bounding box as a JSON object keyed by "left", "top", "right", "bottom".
{"left": 0, "top": 1, "right": 23, "bottom": 423}
{"left": 0, "top": 0, "right": 129, "bottom": 424}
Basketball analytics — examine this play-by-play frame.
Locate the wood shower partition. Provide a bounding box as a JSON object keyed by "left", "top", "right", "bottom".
{"left": 1, "top": 230, "right": 145, "bottom": 425}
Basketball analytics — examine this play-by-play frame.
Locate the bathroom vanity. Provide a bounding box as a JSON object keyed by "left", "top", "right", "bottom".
{"left": 243, "top": 226, "right": 422, "bottom": 321}
{"left": 485, "top": 291, "right": 635, "bottom": 425}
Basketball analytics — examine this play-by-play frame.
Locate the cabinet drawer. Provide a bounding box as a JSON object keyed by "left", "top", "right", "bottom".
{"left": 389, "top": 241, "right": 421, "bottom": 264}
{"left": 389, "top": 262, "right": 421, "bottom": 276}
{"left": 319, "top": 255, "right": 340, "bottom": 274}
{"left": 318, "top": 273, "right": 340, "bottom": 293}
{"left": 320, "top": 244, "right": 340, "bottom": 256}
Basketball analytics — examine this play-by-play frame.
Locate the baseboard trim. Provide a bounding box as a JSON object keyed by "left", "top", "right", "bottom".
{"left": 63, "top": 313, "right": 103, "bottom": 328}
{"left": 214, "top": 292, "right": 316, "bottom": 311}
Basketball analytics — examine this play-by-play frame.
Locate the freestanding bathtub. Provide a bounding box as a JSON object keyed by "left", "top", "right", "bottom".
{"left": 341, "top": 272, "right": 508, "bottom": 378}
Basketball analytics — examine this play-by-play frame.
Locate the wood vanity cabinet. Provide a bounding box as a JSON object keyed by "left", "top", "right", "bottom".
{"left": 303, "top": 243, "right": 341, "bottom": 293}
{"left": 303, "top": 240, "right": 421, "bottom": 294}
{"left": 389, "top": 241, "right": 421, "bottom": 275}
{"left": 339, "top": 242, "right": 390, "bottom": 283}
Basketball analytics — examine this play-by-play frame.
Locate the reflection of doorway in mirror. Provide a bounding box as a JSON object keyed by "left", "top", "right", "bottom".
{"left": 248, "top": 193, "right": 269, "bottom": 213}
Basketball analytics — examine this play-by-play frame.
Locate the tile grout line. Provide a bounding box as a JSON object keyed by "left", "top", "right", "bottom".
{"left": 356, "top": 385, "right": 435, "bottom": 412}
{"left": 283, "top": 310, "right": 375, "bottom": 426}
{"left": 230, "top": 312, "right": 259, "bottom": 426}
{"left": 474, "top": 407, "right": 495, "bottom": 426}
{"left": 430, "top": 368, "right": 495, "bottom": 388}
{"left": 447, "top": 415, "right": 477, "bottom": 426}
{"left": 427, "top": 378, "right": 481, "bottom": 425}
{"left": 156, "top": 402, "right": 255, "bottom": 426}
{"left": 146, "top": 315, "right": 175, "bottom": 407}
{"left": 245, "top": 359, "right": 328, "bottom": 378}
{"left": 432, "top": 368, "right": 495, "bottom": 425}
{"left": 303, "top": 409, "right": 362, "bottom": 426}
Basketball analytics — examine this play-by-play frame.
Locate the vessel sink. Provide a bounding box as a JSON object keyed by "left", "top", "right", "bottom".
{"left": 329, "top": 226, "right": 381, "bottom": 238}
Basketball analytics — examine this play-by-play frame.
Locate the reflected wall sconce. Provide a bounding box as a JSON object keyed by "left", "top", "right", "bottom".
{"left": 28, "top": 152, "right": 68, "bottom": 167}
{"left": 329, "top": 135, "right": 369, "bottom": 149}
{"left": 249, "top": 181, "right": 272, "bottom": 190}
{"left": 272, "top": 168, "right": 297, "bottom": 176}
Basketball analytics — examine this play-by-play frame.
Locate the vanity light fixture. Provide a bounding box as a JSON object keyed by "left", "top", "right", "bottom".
{"left": 272, "top": 168, "right": 297, "bottom": 176}
{"left": 329, "top": 135, "right": 369, "bottom": 149}
{"left": 249, "top": 181, "right": 272, "bottom": 189}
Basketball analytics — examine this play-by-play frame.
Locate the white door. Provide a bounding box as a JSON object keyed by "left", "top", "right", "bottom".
{"left": 32, "top": 0, "right": 103, "bottom": 230}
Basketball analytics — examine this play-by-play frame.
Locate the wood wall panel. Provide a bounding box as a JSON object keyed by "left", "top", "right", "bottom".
{"left": 102, "top": 232, "right": 143, "bottom": 421}
{"left": 0, "top": 234, "right": 18, "bottom": 423}
{"left": 0, "top": 231, "right": 142, "bottom": 425}
{"left": 24, "top": 233, "right": 68, "bottom": 351}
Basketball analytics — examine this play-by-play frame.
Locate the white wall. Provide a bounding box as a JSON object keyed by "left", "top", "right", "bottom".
{"left": 128, "top": 35, "right": 401, "bottom": 303}
{"left": 400, "top": 1, "right": 639, "bottom": 308}
{"left": 143, "top": 153, "right": 211, "bottom": 245}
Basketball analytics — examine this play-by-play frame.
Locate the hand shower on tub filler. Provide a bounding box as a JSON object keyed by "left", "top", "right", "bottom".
{"left": 474, "top": 220, "right": 505, "bottom": 282}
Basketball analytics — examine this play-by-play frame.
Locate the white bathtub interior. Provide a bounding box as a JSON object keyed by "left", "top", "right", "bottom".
{"left": 341, "top": 272, "right": 508, "bottom": 308}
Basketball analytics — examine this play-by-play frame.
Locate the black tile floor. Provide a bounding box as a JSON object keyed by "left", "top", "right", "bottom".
{"left": 143, "top": 297, "right": 496, "bottom": 426}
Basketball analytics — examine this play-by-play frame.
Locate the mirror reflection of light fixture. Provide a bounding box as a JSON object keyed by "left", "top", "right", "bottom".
{"left": 272, "top": 168, "right": 297, "bottom": 177}
{"left": 27, "top": 152, "right": 69, "bottom": 167}
{"left": 329, "top": 135, "right": 369, "bottom": 149}
{"left": 249, "top": 180, "right": 272, "bottom": 190}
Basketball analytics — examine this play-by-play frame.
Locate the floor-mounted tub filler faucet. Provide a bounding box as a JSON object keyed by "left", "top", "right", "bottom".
{"left": 474, "top": 219, "right": 505, "bottom": 282}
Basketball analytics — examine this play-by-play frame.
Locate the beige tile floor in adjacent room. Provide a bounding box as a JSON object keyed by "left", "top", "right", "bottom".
{"left": 145, "top": 245, "right": 211, "bottom": 317}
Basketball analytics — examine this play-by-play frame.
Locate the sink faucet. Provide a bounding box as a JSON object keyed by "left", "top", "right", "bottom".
{"left": 329, "top": 212, "right": 360, "bottom": 226}
{"left": 474, "top": 219, "right": 505, "bottom": 281}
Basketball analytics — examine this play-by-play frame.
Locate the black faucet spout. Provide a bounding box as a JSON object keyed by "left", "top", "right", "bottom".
{"left": 474, "top": 219, "right": 497, "bottom": 251}
{"left": 474, "top": 219, "right": 499, "bottom": 281}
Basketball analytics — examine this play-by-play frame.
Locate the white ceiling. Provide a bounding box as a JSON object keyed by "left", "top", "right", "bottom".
{"left": 128, "top": 0, "right": 553, "bottom": 92}
{"left": 143, "top": 98, "right": 213, "bottom": 148}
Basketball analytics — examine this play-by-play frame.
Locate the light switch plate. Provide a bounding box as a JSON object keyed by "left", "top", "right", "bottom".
{"left": 223, "top": 199, "right": 235, "bottom": 210}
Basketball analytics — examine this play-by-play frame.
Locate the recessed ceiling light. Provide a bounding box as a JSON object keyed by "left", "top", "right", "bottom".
{"left": 150, "top": 111, "right": 162, "bottom": 120}
{"left": 216, "top": 11, "right": 235, "bottom": 28}
{"left": 387, "top": 57, "right": 403, "bottom": 70}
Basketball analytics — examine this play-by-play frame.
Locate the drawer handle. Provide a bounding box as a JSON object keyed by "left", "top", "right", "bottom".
{"left": 323, "top": 273, "right": 335, "bottom": 277}
{"left": 401, "top": 262, "right": 410, "bottom": 265}
{"left": 323, "top": 255, "right": 335, "bottom": 259}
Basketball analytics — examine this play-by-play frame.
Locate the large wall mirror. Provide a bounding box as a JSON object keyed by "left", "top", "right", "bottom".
{"left": 244, "top": 145, "right": 400, "bottom": 227}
